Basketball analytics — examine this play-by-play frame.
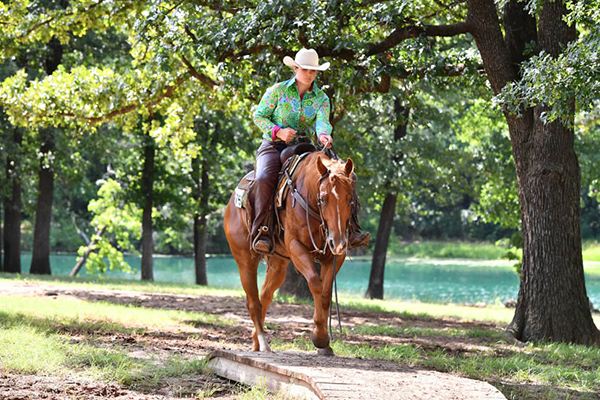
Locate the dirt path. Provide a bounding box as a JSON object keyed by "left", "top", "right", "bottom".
{"left": 0, "top": 280, "right": 510, "bottom": 399}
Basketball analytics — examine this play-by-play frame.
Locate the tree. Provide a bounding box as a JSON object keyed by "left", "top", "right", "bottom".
{"left": 1, "top": 120, "right": 22, "bottom": 273}
{"left": 365, "top": 99, "right": 410, "bottom": 299}
{"left": 189, "top": 113, "right": 252, "bottom": 286}
{"left": 467, "top": 0, "right": 599, "bottom": 344}
{"left": 3, "top": 0, "right": 599, "bottom": 343}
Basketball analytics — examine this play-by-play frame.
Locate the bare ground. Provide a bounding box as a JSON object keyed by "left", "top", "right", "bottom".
{"left": 0, "top": 280, "right": 520, "bottom": 399}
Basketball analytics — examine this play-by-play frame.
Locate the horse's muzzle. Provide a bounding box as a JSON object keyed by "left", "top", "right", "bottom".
{"left": 327, "top": 236, "right": 347, "bottom": 255}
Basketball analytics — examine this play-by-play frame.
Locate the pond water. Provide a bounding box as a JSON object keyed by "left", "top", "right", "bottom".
{"left": 18, "top": 254, "right": 600, "bottom": 306}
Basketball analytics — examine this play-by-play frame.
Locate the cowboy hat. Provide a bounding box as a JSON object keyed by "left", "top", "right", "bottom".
{"left": 283, "top": 48, "right": 330, "bottom": 71}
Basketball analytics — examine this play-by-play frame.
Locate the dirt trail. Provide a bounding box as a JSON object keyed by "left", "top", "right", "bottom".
{"left": 0, "top": 280, "right": 508, "bottom": 399}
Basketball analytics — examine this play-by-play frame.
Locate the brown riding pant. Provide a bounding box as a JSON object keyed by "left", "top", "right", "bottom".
{"left": 247, "top": 140, "right": 285, "bottom": 240}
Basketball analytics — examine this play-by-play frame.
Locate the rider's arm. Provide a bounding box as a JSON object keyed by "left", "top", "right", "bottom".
{"left": 253, "top": 84, "right": 283, "bottom": 141}
{"left": 315, "top": 95, "right": 333, "bottom": 142}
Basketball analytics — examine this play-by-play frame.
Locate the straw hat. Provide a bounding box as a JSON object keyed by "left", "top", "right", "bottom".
{"left": 283, "top": 48, "right": 330, "bottom": 71}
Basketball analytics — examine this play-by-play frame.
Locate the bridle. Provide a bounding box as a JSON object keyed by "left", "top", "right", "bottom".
{"left": 285, "top": 155, "right": 351, "bottom": 255}
{"left": 284, "top": 143, "right": 350, "bottom": 341}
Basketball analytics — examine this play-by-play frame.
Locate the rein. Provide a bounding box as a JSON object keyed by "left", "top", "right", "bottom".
{"left": 321, "top": 140, "right": 344, "bottom": 341}
{"left": 284, "top": 167, "right": 329, "bottom": 254}
{"left": 283, "top": 141, "right": 345, "bottom": 341}
{"left": 329, "top": 254, "right": 342, "bottom": 341}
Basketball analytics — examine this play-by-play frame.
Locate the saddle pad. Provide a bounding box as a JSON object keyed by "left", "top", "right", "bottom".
{"left": 237, "top": 171, "right": 255, "bottom": 191}
{"left": 234, "top": 188, "right": 247, "bottom": 209}
{"left": 234, "top": 171, "right": 254, "bottom": 209}
{"left": 275, "top": 152, "right": 311, "bottom": 208}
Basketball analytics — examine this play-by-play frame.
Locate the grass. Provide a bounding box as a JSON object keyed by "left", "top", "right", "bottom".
{"left": 0, "top": 271, "right": 246, "bottom": 297}
{"left": 2, "top": 274, "right": 600, "bottom": 399}
{"left": 272, "top": 336, "right": 600, "bottom": 399}
{"left": 0, "top": 293, "right": 240, "bottom": 396}
{"left": 348, "top": 323, "right": 506, "bottom": 340}
{"left": 383, "top": 238, "right": 600, "bottom": 264}
{"left": 339, "top": 297, "right": 518, "bottom": 323}
{"left": 0, "top": 294, "right": 235, "bottom": 331}
{"left": 583, "top": 240, "right": 600, "bottom": 262}
{"left": 386, "top": 240, "right": 508, "bottom": 260}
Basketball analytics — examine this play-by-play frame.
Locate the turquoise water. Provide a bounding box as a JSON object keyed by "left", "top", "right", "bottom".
{"left": 17, "top": 254, "right": 600, "bottom": 306}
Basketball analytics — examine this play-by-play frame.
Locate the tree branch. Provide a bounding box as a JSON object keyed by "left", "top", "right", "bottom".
{"left": 189, "top": 0, "right": 255, "bottom": 14}
{"left": 331, "top": 107, "right": 346, "bottom": 127}
{"left": 352, "top": 74, "right": 391, "bottom": 95}
{"left": 56, "top": 73, "right": 190, "bottom": 124}
{"left": 179, "top": 55, "right": 219, "bottom": 88}
{"left": 392, "top": 63, "right": 474, "bottom": 79}
{"left": 367, "top": 21, "right": 471, "bottom": 56}
{"left": 19, "top": 0, "right": 110, "bottom": 39}
{"left": 312, "top": 20, "right": 472, "bottom": 62}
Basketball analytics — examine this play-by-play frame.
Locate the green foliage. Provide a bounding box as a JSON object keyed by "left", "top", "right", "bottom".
{"left": 496, "top": 232, "right": 523, "bottom": 276}
{"left": 496, "top": 1, "right": 600, "bottom": 125}
{"left": 387, "top": 240, "right": 508, "bottom": 260}
{"left": 2, "top": 0, "right": 600, "bottom": 274}
{"left": 81, "top": 179, "right": 141, "bottom": 275}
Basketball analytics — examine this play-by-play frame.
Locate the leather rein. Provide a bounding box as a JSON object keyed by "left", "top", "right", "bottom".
{"left": 284, "top": 167, "right": 330, "bottom": 254}
{"left": 283, "top": 146, "right": 347, "bottom": 341}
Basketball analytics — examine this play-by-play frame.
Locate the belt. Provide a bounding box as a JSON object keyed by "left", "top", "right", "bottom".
{"left": 289, "top": 135, "right": 312, "bottom": 145}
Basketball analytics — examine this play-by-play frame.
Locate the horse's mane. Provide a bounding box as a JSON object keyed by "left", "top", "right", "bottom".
{"left": 298, "top": 152, "right": 353, "bottom": 205}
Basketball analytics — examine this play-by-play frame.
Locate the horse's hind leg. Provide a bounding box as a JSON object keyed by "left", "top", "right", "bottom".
{"left": 259, "top": 257, "right": 289, "bottom": 326}
{"left": 237, "top": 255, "right": 271, "bottom": 352}
{"left": 225, "top": 202, "right": 270, "bottom": 352}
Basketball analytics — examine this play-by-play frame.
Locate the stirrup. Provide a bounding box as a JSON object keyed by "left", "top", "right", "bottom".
{"left": 252, "top": 226, "right": 272, "bottom": 254}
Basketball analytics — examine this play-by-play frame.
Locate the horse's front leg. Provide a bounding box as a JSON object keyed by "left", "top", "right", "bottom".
{"left": 259, "top": 256, "right": 289, "bottom": 326}
{"left": 289, "top": 239, "right": 332, "bottom": 355}
{"left": 313, "top": 254, "right": 346, "bottom": 356}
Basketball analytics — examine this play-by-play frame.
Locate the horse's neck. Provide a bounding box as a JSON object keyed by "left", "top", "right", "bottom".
{"left": 296, "top": 172, "right": 319, "bottom": 207}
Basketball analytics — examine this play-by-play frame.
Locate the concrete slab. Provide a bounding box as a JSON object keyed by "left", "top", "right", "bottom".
{"left": 206, "top": 350, "right": 507, "bottom": 400}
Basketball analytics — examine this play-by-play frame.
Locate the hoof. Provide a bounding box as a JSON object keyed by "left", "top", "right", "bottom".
{"left": 310, "top": 332, "right": 330, "bottom": 349}
{"left": 318, "top": 347, "right": 335, "bottom": 356}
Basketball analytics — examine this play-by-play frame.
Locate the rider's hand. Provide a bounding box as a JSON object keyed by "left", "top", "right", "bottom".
{"left": 277, "top": 128, "right": 297, "bottom": 143}
{"left": 319, "top": 134, "right": 332, "bottom": 148}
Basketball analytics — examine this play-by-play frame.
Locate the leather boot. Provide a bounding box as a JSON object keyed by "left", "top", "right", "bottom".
{"left": 247, "top": 140, "right": 281, "bottom": 255}
{"left": 252, "top": 226, "right": 273, "bottom": 255}
{"left": 347, "top": 176, "right": 370, "bottom": 250}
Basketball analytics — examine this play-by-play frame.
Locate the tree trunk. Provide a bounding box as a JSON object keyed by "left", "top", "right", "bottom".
{"left": 29, "top": 36, "right": 62, "bottom": 276}
{"left": 365, "top": 193, "right": 396, "bottom": 299}
{"left": 30, "top": 132, "right": 54, "bottom": 275}
{"left": 3, "top": 129, "right": 22, "bottom": 273}
{"left": 468, "top": 0, "right": 600, "bottom": 344}
{"left": 192, "top": 154, "right": 209, "bottom": 286}
{"left": 0, "top": 202, "right": 2, "bottom": 270}
{"left": 279, "top": 261, "right": 313, "bottom": 300}
{"left": 506, "top": 107, "right": 600, "bottom": 344}
{"left": 70, "top": 226, "right": 106, "bottom": 277}
{"left": 140, "top": 134, "right": 155, "bottom": 281}
{"left": 365, "top": 100, "right": 409, "bottom": 299}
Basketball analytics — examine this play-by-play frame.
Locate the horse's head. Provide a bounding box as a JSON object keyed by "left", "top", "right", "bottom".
{"left": 316, "top": 156, "right": 354, "bottom": 255}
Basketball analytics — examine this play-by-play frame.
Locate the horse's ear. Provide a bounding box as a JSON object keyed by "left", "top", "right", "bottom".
{"left": 344, "top": 158, "right": 354, "bottom": 176}
{"left": 316, "top": 156, "right": 328, "bottom": 176}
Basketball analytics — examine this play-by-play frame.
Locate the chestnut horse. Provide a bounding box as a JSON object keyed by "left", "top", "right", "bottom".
{"left": 224, "top": 151, "right": 355, "bottom": 355}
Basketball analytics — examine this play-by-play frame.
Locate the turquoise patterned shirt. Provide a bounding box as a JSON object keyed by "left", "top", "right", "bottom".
{"left": 253, "top": 77, "right": 333, "bottom": 142}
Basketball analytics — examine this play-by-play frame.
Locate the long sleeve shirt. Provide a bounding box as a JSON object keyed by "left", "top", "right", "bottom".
{"left": 253, "top": 77, "right": 333, "bottom": 142}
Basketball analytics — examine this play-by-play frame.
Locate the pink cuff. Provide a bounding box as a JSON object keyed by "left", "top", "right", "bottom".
{"left": 271, "top": 126, "right": 281, "bottom": 141}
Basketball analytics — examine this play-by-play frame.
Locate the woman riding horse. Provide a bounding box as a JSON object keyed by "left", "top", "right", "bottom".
{"left": 249, "top": 48, "right": 370, "bottom": 254}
